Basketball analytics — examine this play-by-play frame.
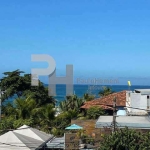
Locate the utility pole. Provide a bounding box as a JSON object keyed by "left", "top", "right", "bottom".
{"left": 112, "top": 97, "right": 117, "bottom": 132}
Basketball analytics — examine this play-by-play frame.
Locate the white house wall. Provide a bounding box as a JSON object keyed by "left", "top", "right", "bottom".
{"left": 130, "top": 93, "right": 147, "bottom": 115}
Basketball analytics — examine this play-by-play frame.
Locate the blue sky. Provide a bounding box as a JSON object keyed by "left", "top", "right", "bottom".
{"left": 0, "top": 0, "right": 150, "bottom": 85}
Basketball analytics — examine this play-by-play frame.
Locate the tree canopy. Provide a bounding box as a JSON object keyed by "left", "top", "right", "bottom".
{"left": 87, "top": 106, "right": 104, "bottom": 119}
{"left": 0, "top": 69, "right": 55, "bottom": 105}
{"left": 0, "top": 69, "right": 106, "bottom": 137}
{"left": 100, "top": 127, "right": 150, "bottom": 150}
{"left": 99, "top": 86, "right": 114, "bottom": 97}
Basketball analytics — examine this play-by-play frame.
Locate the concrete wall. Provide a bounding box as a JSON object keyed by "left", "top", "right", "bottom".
{"left": 71, "top": 120, "right": 97, "bottom": 135}
{"left": 126, "top": 91, "right": 150, "bottom": 115}
{"left": 64, "top": 133, "right": 79, "bottom": 150}
{"left": 147, "top": 95, "right": 150, "bottom": 109}
{"left": 131, "top": 93, "right": 146, "bottom": 110}
{"left": 71, "top": 120, "right": 102, "bottom": 144}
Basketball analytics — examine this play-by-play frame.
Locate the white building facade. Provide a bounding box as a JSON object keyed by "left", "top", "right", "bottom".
{"left": 126, "top": 89, "right": 150, "bottom": 116}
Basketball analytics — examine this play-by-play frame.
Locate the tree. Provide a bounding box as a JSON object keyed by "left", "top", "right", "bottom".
{"left": 87, "top": 106, "right": 104, "bottom": 119}
{"left": 140, "top": 132, "right": 150, "bottom": 149}
{"left": 1, "top": 97, "right": 56, "bottom": 132}
{"left": 0, "top": 69, "right": 56, "bottom": 133}
{"left": 51, "top": 111, "right": 75, "bottom": 136}
{"left": 99, "top": 127, "right": 145, "bottom": 150}
{"left": 2, "top": 103, "right": 16, "bottom": 117}
{"left": 0, "top": 70, "right": 55, "bottom": 105}
{"left": 0, "top": 70, "right": 30, "bottom": 101}
{"left": 35, "top": 104, "right": 56, "bottom": 133}
{"left": 83, "top": 93, "right": 95, "bottom": 101}
{"left": 1, "top": 96, "right": 38, "bottom": 128}
{"left": 14, "top": 97, "right": 37, "bottom": 119}
{"left": 23, "top": 83, "right": 55, "bottom": 106}
{"left": 59, "top": 95, "right": 85, "bottom": 112}
{"left": 99, "top": 86, "right": 114, "bottom": 97}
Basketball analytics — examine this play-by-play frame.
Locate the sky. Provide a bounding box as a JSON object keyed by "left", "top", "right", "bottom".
{"left": 0, "top": 0, "right": 150, "bottom": 85}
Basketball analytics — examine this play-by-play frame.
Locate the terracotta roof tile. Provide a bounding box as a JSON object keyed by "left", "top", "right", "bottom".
{"left": 81, "top": 90, "right": 126, "bottom": 109}
{"left": 81, "top": 104, "right": 114, "bottom": 110}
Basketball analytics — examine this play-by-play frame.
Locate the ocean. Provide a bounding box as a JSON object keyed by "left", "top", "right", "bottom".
{"left": 4, "top": 84, "right": 150, "bottom": 105}
{"left": 49, "top": 84, "right": 150, "bottom": 102}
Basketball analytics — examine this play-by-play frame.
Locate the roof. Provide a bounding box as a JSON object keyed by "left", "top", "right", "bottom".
{"left": 80, "top": 144, "right": 96, "bottom": 149}
{"left": 0, "top": 125, "right": 53, "bottom": 150}
{"left": 81, "top": 104, "right": 113, "bottom": 110}
{"left": 135, "top": 89, "right": 150, "bottom": 95}
{"left": 65, "top": 124, "right": 83, "bottom": 130}
{"left": 47, "top": 137, "right": 95, "bottom": 149}
{"left": 96, "top": 116, "right": 150, "bottom": 129}
{"left": 0, "top": 131, "right": 43, "bottom": 150}
{"left": 46, "top": 137, "right": 64, "bottom": 149}
{"left": 81, "top": 91, "right": 126, "bottom": 109}
{"left": 14, "top": 125, "right": 53, "bottom": 142}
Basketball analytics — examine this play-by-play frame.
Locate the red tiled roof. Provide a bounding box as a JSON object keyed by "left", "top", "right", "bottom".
{"left": 81, "top": 104, "right": 114, "bottom": 110}
{"left": 81, "top": 90, "right": 127, "bottom": 109}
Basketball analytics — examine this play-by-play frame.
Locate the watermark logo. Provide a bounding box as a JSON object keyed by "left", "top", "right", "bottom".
{"left": 79, "top": 78, "right": 119, "bottom": 95}
{"left": 76, "top": 78, "right": 119, "bottom": 85}
{"left": 31, "top": 54, "right": 73, "bottom": 96}
{"left": 48, "top": 65, "right": 73, "bottom": 96}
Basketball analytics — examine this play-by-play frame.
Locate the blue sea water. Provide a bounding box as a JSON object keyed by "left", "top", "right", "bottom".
{"left": 4, "top": 84, "right": 150, "bottom": 105}
{"left": 53, "top": 84, "right": 150, "bottom": 101}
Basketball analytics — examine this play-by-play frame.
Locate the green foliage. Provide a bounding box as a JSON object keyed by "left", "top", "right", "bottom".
{"left": 83, "top": 93, "right": 95, "bottom": 101}
{"left": 0, "top": 70, "right": 83, "bottom": 136}
{"left": 0, "top": 70, "right": 55, "bottom": 105}
{"left": 0, "top": 117, "right": 14, "bottom": 131}
{"left": 0, "top": 70, "right": 30, "bottom": 101}
{"left": 99, "top": 86, "right": 114, "bottom": 97}
{"left": 87, "top": 106, "right": 104, "bottom": 119}
{"left": 77, "top": 130, "right": 95, "bottom": 145}
{"left": 59, "top": 95, "right": 85, "bottom": 112}
{"left": 0, "top": 69, "right": 106, "bottom": 137}
{"left": 23, "top": 83, "right": 55, "bottom": 106}
{"left": 14, "top": 97, "right": 37, "bottom": 119}
{"left": 13, "top": 118, "right": 34, "bottom": 129}
{"left": 51, "top": 127, "right": 64, "bottom": 137}
{"left": 0, "top": 102, "right": 56, "bottom": 133}
{"left": 99, "top": 127, "right": 150, "bottom": 150}
{"left": 1, "top": 69, "right": 150, "bottom": 150}
{"left": 35, "top": 104, "right": 56, "bottom": 133}
{"left": 2, "top": 103, "right": 16, "bottom": 116}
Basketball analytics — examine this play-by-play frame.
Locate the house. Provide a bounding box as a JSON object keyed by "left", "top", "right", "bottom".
{"left": 126, "top": 89, "right": 150, "bottom": 115}
{"left": 81, "top": 89, "right": 150, "bottom": 116}
{"left": 81, "top": 90, "right": 126, "bottom": 115}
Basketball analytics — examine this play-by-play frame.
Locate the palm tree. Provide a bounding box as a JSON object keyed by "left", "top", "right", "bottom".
{"left": 14, "top": 97, "right": 37, "bottom": 119}
{"left": 99, "top": 86, "right": 114, "bottom": 97}
{"left": 59, "top": 95, "right": 85, "bottom": 112}
{"left": 83, "top": 93, "right": 95, "bottom": 101}
{"left": 2, "top": 103, "right": 16, "bottom": 117}
{"left": 33, "top": 104, "right": 55, "bottom": 133}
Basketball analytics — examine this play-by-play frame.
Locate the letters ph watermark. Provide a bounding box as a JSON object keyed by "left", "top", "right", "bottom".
{"left": 31, "top": 54, "right": 73, "bottom": 96}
